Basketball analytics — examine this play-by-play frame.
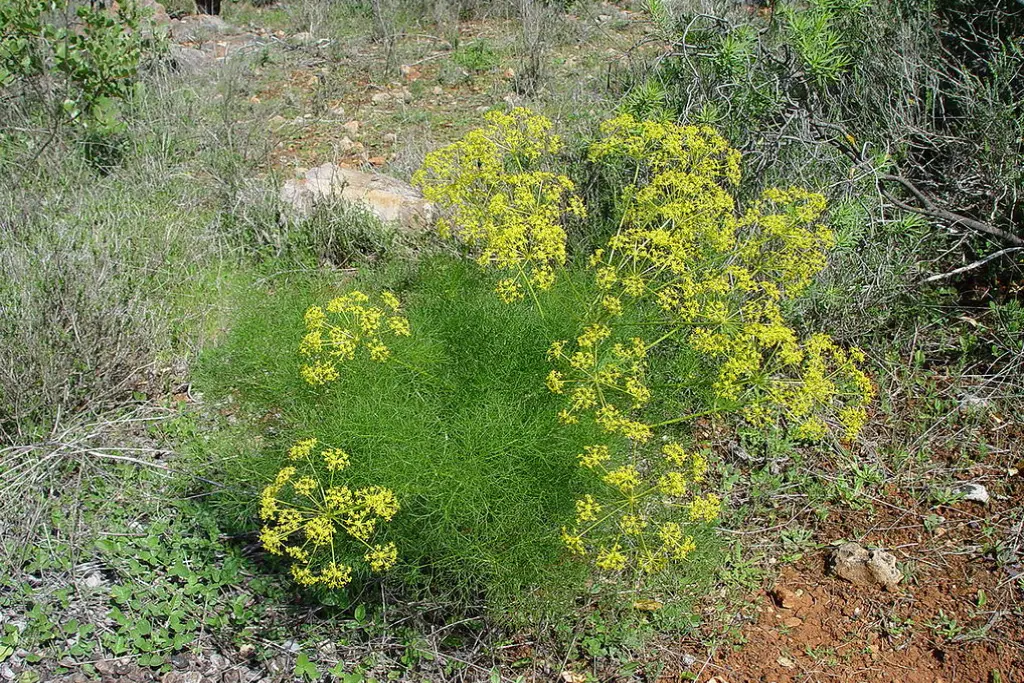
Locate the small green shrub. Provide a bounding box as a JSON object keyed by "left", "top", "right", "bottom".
{"left": 199, "top": 109, "right": 871, "bottom": 619}
{"left": 197, "top": 258, "right": 648, "bottom": 611}
{"left": 0, "top": 0, "right": 164, "bottom": 167}
{"left": 452, "top": 39, "right": 500, "bottom": 72}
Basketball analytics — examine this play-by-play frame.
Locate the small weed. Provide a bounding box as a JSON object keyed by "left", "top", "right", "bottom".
{"left": 928, "top": 611, "right": 963, "bottom": 640}
{"left": 453, "top": 40, "right": 500, "bottom": 72}
{"left": 804, "top": 645, "right": 839, "bottom": 666}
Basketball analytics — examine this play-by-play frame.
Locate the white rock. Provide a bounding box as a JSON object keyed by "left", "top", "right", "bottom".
{"left": 960, "top": 394, "right": 994, "bottom": 411}
{"left": 957, "top": 482, "right": 990, "bottom": 504}
{"left": 280, "top": 162, "right": 434, "bottom": 230}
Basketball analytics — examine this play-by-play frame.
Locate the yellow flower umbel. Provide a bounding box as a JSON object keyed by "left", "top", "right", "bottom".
{"left": 546, "top": 331, "right": 653, "bottom": 440}
{"left": 299, "top": 290, "right": 412, "bottom": 386}
{"left": 413, "top": 108, "right": 585, "bottom": 302}
{"left": 258, "top": 438, "right": 400, "bottom": 589}
{"left": 560, "top": 440, "right": 720, "bottom": 574}
{"left": 581, "top": 113, "right": 872, "bottom": 441}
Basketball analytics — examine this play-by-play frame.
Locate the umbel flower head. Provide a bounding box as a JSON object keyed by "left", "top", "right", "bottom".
{"left": 412, "top": 108, "right": 586, "bottom": 302}
{"left": 299, "top": 290, "right": 412, "bottom": 386}
{"left": 259, "top": 437, "right": 400, "bottom": 589}
{"left": 561, "top": 440, "right": 718, "bottom": 573}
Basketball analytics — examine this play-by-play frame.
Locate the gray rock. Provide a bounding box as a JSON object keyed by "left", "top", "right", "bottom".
{"left": 207, "top": 653, "right": 229, "bottom": 670}
{"left": 280, "top": 162, "right": 434, "bottom": 230}
{"left": 831, "top": 542, "right": 903, "bottom": 591}
{"left": 170, "top": 14, "right": 231, "bottom": 41}
{"left": 960, "top": 394, "right": 995, "bottom": 412}
{"left": 168, "top": 44, "right": 215, "bottom": 73}
{"left": 161, "top": 672, "right": 204, "bottom": 683}
{"left": 957, "top": 482, "right": 990, "bottom": 504}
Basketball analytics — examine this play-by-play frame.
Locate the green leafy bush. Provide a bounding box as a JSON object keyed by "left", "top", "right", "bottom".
{"left": 198, "top": 110, "right": 871, "bottom": 619}
{"left": 1, "top": 0, "right": 163, "bottom": 164}
{"left": 197, "top": 258, "right": 653, "bottom": 611}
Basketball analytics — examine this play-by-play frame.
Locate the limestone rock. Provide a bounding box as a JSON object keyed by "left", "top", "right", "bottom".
{"left": 830, "top": 542, "right": 903, "bottom": 591}
{"left": 168, "top": 44, "right": 214, "bottom": 73}
{"left": 170, "top": 14, "right": 231, "bottom": 42}
{"left": 280, "top": 162, "right": 434, "bottom": 230}
{"left": 957, "top": 482, "right": 990, "bottom": 504}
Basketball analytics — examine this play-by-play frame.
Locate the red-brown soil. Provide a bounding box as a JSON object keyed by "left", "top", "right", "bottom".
{"left": 698, "top": 481, "right": 1023, "bottom": 682}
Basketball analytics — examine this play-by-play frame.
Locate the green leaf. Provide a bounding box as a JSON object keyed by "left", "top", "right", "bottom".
{"left": 139, "top": 653, "right": 164, "bottom": 668}
{"left": 293, "top": 653, "right": 319, "bottom": 681}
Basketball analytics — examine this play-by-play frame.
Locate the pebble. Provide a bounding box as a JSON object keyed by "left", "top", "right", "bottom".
{"left": 957, "top": 482, "right": 989, "bottom": 504}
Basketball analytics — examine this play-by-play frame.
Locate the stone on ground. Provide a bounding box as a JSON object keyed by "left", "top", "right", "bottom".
{"left": 830, "top": 542, "right": 903, "bottom": 591}
{"left": 280, "top": 163, "right": 434, "bottom": 231}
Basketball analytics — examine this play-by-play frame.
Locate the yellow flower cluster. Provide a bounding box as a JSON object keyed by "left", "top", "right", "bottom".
{"left": 579, "top": 113, "right": 873, "bottom": 440}
{"left": 546, "top": 332, "right": 653, "bottom": 441}
{"left": 588, "top": 114, "right": 742, "bottom": 184}
{"left": 299, "top": 290, "right": 411, "bottom": 385}
{"left": 561, "top": 440, "right": 719, "bottom": 573}
{"left": 259, "top": 437, "right": 399, "bottom": 589}
{"left": 412, "top": 108, "right": 586, "bottom": 302}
